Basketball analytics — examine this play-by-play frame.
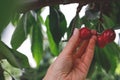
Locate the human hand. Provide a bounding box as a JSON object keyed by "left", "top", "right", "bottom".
{"left": 43, "top": 28, "right": 97, "bottom": 80}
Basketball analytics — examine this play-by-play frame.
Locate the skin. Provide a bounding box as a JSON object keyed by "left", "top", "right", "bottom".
{"left": 43, "top": 28, "right": 97, "bottom": 80}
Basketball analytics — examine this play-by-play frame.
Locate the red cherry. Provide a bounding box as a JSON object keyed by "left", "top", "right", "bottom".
{"left": 79, "top": 27, "right": 92, "bottom": 40}
{"left": 102, "top": 29, "right": 116, "bottom": 44}
{"left": 97, "top": 34, "right": 106, "bottom": 48}
{"left": 97, "top": 29, "right": 116, "bottom": 48}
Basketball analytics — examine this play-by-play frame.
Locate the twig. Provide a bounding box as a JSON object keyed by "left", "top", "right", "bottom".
{"left": 19, "top": 0, "right": 95, "bottom": 13}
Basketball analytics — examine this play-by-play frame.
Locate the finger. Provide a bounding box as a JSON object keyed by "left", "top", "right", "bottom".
{"left": 74, "top": 40, "right": 89, "bottom": 58}
{"left": 81, "top": 35, "right": 97, "bottom": 67}
{"left": 61, "top": 28, "right": 81, "bottom": 56}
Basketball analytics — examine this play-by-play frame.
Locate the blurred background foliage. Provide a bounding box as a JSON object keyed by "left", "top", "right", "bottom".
{"left": 0, "top": 0, "right": 120, "bottom": 80}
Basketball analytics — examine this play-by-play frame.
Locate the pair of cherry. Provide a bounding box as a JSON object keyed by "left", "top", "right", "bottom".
{"left": 79, "top": 27, "right": 116, "bottom": 48}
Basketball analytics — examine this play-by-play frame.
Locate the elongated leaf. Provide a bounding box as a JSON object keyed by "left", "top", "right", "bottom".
{"left": 58, "top": 10, "right": 67, "bottom": 39}
{"left": 26, "top": 12, "right": 36, "bottom": 34}
{"left": 49, "top": 7, "right": 59, "bottom": 44}
{"left": 103, "top": 42, "right": 119, "bottom": 73}
{"left": 45, "top": 16, "right": 59, "bottom": 56}
{"left": 0, "top": 0, "right": 18, "bottom": 34}
{"left": 95, "top": 42, "right": 119, "bottom": 74}
{"left": 11, "top": 14, "right": 27, "bottom": 49}
{"left": 95, "top": 47, "right": 111, "bottom": 72}
{"left": 11, "top": 13, "right": 20, "bottom": 26}
{"left": 49, "top": 6, "right": 67, "bottom": 44}
{"left": 0, "top": 41, "right": 30, "bottom": 68}
{"left": 31, "top": 22, "right": 43, "bottom": 66}
{"left": 38, "top": 14, "right": 45, "bottom": 25}
{"left": 11, "top": 12, "right": 35, "bottom": 49}
{"left": 108, "top": 42, "right": 120, "bottom": 59}
{"left": 0, "top": 41, "right": 19, "bottom": 68}
{"left": 10, "top": 49, "right": 30, "bottom": 68}
{"left": 102, "top": 14, "right": 115, "bottom": 29}
{"left": 67, "top": 15, "right": 82, "bottom": 39}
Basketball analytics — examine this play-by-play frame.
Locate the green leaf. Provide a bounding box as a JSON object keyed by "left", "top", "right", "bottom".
{"left": 102, "top": 14, "right": 115, "bottom": 29}
{"left": 95, "top": 47, "right": 111, "bottom": 73}
{"left": 38, "top": 14, "right": 45, "bottom": 25}
{"left": 108, "top": 42, "right": 120, "bottom": 59}
{"left": 58, "top": 10, "right": 67, "bottom": 39}
{"left": 11, "top": 13, "right": 20, "bottom": 26}
{"left": 67, "top": 15, "right": 82, "bottom": 39}
{"left": 26, "top": 12, "right": 36, "bottom": 34}
{"left": 31, "top": 22, "right": 43, "bottom": 66}
{"left": 11, "top": 12, "right": 35, "bottom": 49}
{"left": 0, "top": 41, "right": 19, "bottom": 68}
{"left": 45, "top": 15, "right": 59, "bottom": 56}
{"left": 10, "top": 49, "right": 30, "bottom": 68}
{"left": 0, "top": 0, "right": 18, "bottom": 34}
{"left": 0, "top": 41, "right": 30, "bottom": 68}
{"left": 95, "top": 42, "right": 119, "bottom": 74}
{"left": 11, "top": 15, "right": 26, "bottom": 49}
{"left": 49, "top": 6, "right": 67, "bottom": 44}
{"left": 103, "top": 42, "right": 120, "bottom": 73}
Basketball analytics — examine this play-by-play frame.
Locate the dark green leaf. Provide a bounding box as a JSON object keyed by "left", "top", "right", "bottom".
{"left": 0, "top": 0, "right": 18, "bottom": 34}
{"left": 11, "top": 49, "right": 30, "bottom": 68}
{"left": 103, "top": 42, "right": 120, "bottom": 73}
{"left": 45, "top": 16, "right": 59, "bottom": 56}
{"left": 26, "top": 12, "right": 36, "bottom": 34}
{"left": 67, "top": 15, "right": 82, "bottom": 39}
{"left": 0, "top": 41, "right": 19, "bottom": 68}
{"left": 11, "top": 14, "right": 26, "bottom": 49}
{"left": 95, "top": 47, "right": 111, "bottom": 72}
{"left": 49, "top": 7, "right": 59, "bottom": 44}
{"left": 11, "top": 12, "right": 35, "bottom": 49}
{"left": 102, "top": 14, "right": 115, "bottom": 29}
{"left": 108, "top": 42, "right": 120, "bottom": 59}
{"left": 11, "top": 13, "right": 20, "bottom": 26}
{"left": 0, "top": 40, "right": 30, "bottom": 68}
{"left": 49, "top": 6, "right": 67, "bottom": 44}
{"left": 31, "top": 22, "right": 43, "bottom": 66}
{"left": 58, "top": 10, "right": 67, "bottom": 39}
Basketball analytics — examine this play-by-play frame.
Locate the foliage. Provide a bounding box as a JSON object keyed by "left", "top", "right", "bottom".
{"left": 0, "top": 0, "right": 120, "bottom": 80}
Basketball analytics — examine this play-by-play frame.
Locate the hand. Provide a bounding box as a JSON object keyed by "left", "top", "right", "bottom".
{"left": 43, "top": 28, "right": 97, "bottom": 80}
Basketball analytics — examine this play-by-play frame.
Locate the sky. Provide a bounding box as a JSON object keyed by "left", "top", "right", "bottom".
{"left": 1, "top": 3, "right": 120, "bottom": 67}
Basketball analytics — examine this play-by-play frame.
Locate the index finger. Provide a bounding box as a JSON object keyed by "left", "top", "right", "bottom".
{"left": 81, "top": 35, "right": 97, "bottom": 67}
{"left": 60, "top": 28, "right": 82, "bottom": 56}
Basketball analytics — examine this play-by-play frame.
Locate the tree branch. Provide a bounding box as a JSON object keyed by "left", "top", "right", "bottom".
{"left": 19, "top": 0, "right": 95, "bottom": 13}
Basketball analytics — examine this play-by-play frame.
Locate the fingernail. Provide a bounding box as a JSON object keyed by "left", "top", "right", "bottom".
{"left": 73, "top": 28, "right": 78, "bottom": 35}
